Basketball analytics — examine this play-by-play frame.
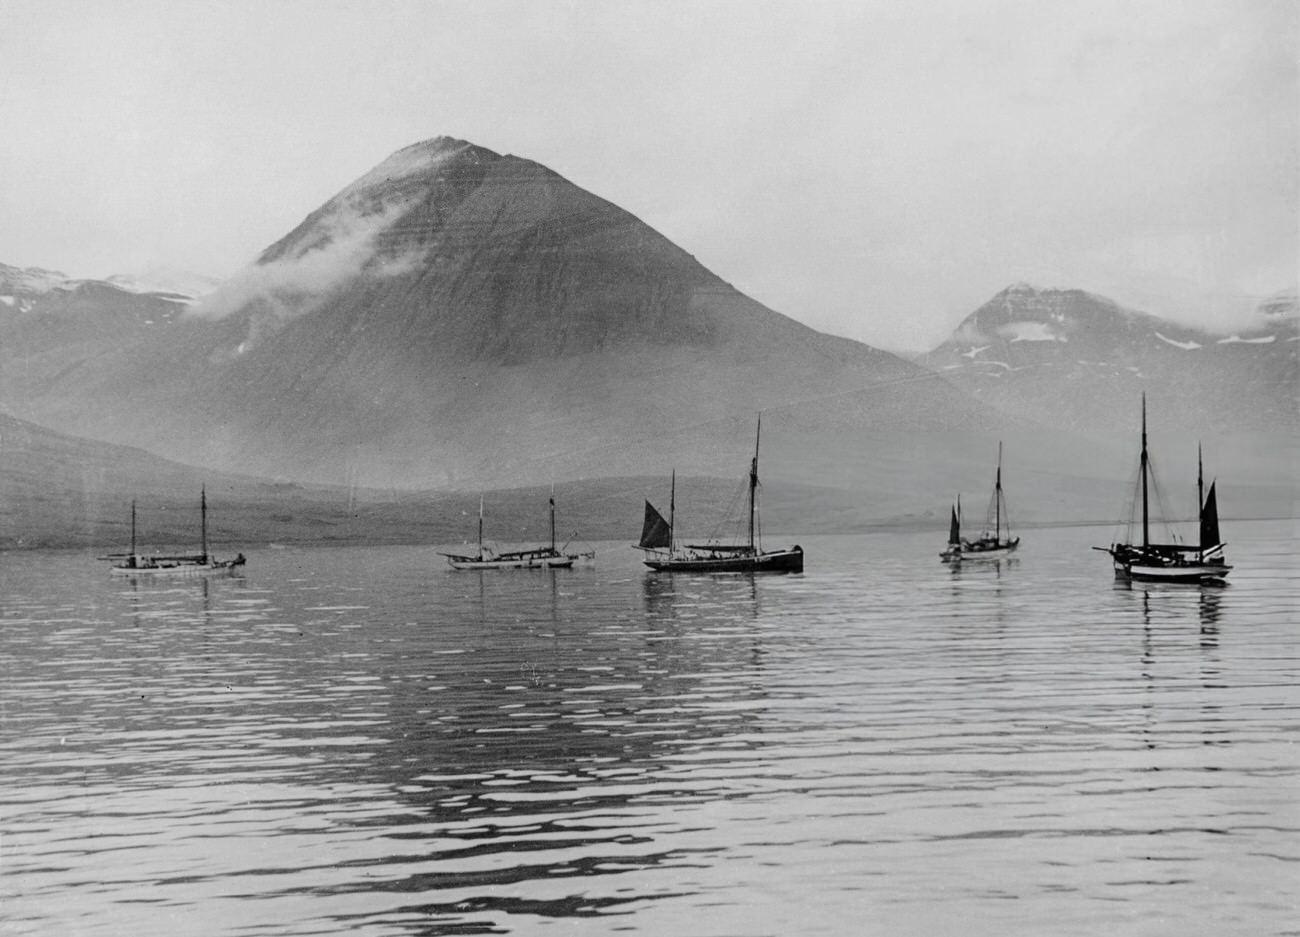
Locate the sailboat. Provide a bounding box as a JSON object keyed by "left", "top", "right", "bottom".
{"left": 939, "top": 442, "right": 1020, "bottom": 562}
{"left": 1095, "top": 394, "right": 1231, "bottom": 584}
{"left": 441, "top": 492, "right": 586, "bottom": 570}
{"left": 940, "top": 496, "right": 963, "bottom": 562}
{"left": 101, "top": 487, "right": 247, "bottom": 577}
{"left": 635, "top": 416, "right": 804, "bottom": 573}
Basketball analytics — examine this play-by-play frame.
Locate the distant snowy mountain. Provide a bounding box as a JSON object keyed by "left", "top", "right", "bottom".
{"left": 0, "top": 262, "right": 71, "bottom": 299}
{"left": 921, "top": 284, "right": 1298, "bottom": 436}
{"left": 0, "top": 262, "right": 191, "bottom": 344}
{"left": 1, "top": 261, "right": 221, "bottom": 303}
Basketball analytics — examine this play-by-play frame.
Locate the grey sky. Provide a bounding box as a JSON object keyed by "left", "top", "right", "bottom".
{"left": 0, "top": 0, "right": 1294, "bottom": 351}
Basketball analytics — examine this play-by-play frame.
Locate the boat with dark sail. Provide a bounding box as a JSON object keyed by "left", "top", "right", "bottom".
{"left": 1095, "top": 395, "right": 1231, "bottom": 584}
{"left": 635, "top": 417, "right": 803, "bottom": 573}
{"left": 101, "top": 488, "right": 246, "bottom": 578}
{"left": 940, "top": 442, "right": 1020, "bottom": 562}
{"left": 940, "top": 496, "right": 963, "bottom": 562}
{"left": 441, "top": 493, "right": 588, "bottom": 570}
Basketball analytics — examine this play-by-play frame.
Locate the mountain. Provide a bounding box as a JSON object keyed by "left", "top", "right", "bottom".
{"left": 920, "top": 284, "right": 1298, "bottom": 438}
{"left": 0, "top": 136, "right": 1006, "bottom": 491}
{"left": 1, "top": 263, "right": 189, "bottom": 342}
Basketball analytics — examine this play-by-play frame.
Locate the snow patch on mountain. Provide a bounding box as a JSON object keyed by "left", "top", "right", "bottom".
{"left": 106, "top": 267, "right": 221, "bottom": 299}
{"left": 1258, "top": 289, "right": 1298, "bottom": 322}
{"left": 0, "top": 264, "right": 69, "bottom": 295}
{"left": 1217, "top": 334, "right": 1277, "bottom": 345}
{"left": 1154, "top": 332, "right": 1201, "bottom": 350}
{"left": 1000, "top": 321, "right": 1064, "bottom": 343}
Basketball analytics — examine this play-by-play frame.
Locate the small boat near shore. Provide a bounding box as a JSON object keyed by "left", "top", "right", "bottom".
{"left": 635, "top": 416, "right": 803, "bottom": 574}
{"left": 940, "top": 442, "right": 1020, "bottom": 562}
{"left": 1095, "top": 395, "right": 1231, "bottom": 585}
{"left": 441, "top": 493, "right": 589, "bottom": 570}
{"left": 101, "top": 488, "right": 246, "bottom": 578}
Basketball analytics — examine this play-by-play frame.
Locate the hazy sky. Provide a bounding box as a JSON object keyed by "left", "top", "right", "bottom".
{"left": 0, "top": 0, "right": 1294, "bottom": 351}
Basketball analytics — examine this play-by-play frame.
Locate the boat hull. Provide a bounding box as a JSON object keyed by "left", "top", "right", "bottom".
{"left": 644, "top": 546, "right": 803, "bottom": 574}
{"left": 444, "top": 551, "right": 575, "bottom": 570}
{"left": 1114, "top": 559, "right": 1231, "bottom": 584}
{"left": 110, "top": 558, "right": 245, "bottom": 578}
{"left": 941, "top": 538, "right": 1019, "bottom": 562}
{"left": 942, "top": 543, "right": 1020, "bottom": 562}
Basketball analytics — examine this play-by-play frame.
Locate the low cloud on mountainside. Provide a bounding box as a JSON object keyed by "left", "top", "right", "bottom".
{"left": 185, "top": 199, "right": 417, "bottom": 351}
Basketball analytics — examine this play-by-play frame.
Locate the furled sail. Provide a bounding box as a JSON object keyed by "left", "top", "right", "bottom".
{"left": 1200, "top": 482, "right": 1221, "bottom": 550}
{"left": 639, "top": 501, "right": 672, "bottom": 550}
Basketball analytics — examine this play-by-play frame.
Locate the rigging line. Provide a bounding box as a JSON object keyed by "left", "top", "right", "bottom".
{"left": 699, "top": 475, "right": 751, "bottom": 544}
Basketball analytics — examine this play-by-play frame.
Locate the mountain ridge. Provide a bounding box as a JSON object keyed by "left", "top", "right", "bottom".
{"left": 921, "top": 283, "right": 1298, "bottom": 437}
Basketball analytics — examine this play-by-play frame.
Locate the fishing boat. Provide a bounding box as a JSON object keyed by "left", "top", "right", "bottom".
{"left": 940, "top": 442, "right": 1020, "bottom": 562}
{"left": 635, "top": 417, "right": 803, "bottom": 573}
{"left": 441, "top": 493, "right": 587, "bottom": 570}
{"left": 101, "top": 488, "right": 246, "bottom": 577}
{"left": 1095, "top": 395, "right": 1231, "bottom": 584}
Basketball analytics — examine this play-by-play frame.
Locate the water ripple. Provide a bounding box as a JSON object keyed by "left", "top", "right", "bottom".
{"left": 2, "top": 524, "right": 1297, "bottom": 935}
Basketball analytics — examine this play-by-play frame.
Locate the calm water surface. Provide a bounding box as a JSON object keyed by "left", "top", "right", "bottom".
{"left": 2, "top": 521, "right": 1297, "bottom": 936}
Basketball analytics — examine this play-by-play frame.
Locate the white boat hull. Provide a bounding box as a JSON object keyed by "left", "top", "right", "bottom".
{"left": 1115, "top": 560, "right": 1231, "bottom": 584}
{"left": 110, "top": 558, "right": 245, "bottom": 578}
{"left": 941, "top": 539, "right": 1019, "bottom": 562}
{"left": 446, "top": 555, "right": 575, "bottom": 570}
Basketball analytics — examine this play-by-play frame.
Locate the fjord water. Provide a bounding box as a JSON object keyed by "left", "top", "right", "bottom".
{"left": 3, "top": 521, "right": 1296, "bottom": 936}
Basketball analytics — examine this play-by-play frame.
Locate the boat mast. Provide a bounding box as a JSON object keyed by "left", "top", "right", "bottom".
{"left": 748, "top": 415, "right": 760, "bottom": 551}
{"left": 478, "top": 496, "right": 484, "bottom": 559}
{"left": 131, "top": 499, "right": 137, "bottom": 557}
{"left": 1140, "top": 393, "right": 1150, "bottom": 549}
{"left": 669, "top": 470, "right": 676, "bottom": 554}
{"left": 200, "top": 486, "right": 208, "bottom": 561}
{"left": 995, "top": 441, "right": 1003, "bottom": 542}
{"left": 549, "top": 485, "right": 556, "bottom": 552}
{"left": 1197, "top": 442, "right": 1205, "bottom": 561}
{"left": 1197, "top": 442, "right": 1204, "bottom": 521}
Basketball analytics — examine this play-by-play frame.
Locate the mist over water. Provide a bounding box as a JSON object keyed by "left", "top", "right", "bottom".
{"left": 2, "top": 521, "right": 1296, "bottom": 936}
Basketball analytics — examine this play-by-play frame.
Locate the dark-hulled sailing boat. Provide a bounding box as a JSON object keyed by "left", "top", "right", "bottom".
{"left": 635, "top": 417, "right": 803, "bottom": 573}
{"left": 1096, "top": 395, "right": 1231, "bottom": 584}
{"left": 940, "top": 442, "right": 1020, "bottom": 562}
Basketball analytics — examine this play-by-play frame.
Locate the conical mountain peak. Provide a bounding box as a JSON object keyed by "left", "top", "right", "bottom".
{"left": 340, "top": 136, "right": 498, "bottom": 197}
{"left": 214, "top": 135, "right": 734, "bottom": 363}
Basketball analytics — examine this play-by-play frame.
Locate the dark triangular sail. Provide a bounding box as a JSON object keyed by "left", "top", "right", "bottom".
{"left": 948, "top": 501, "right": 960, "bottom": 546}
{"left": 1200, "top": 481, "right": 1221, "bottom": 550}
{"left": 639, "top": 501, "right": 672, "bottom": 550}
